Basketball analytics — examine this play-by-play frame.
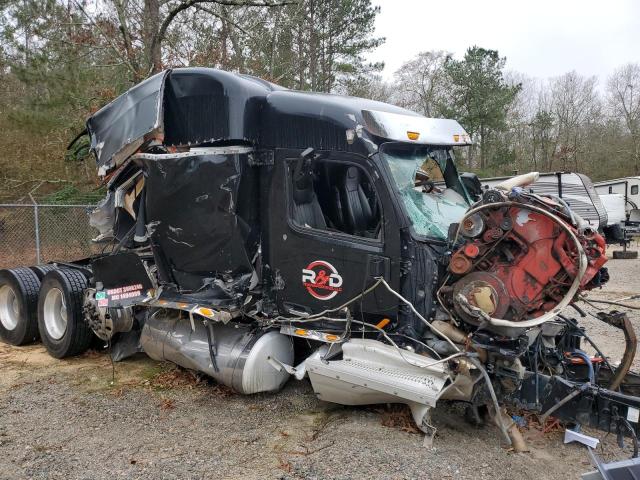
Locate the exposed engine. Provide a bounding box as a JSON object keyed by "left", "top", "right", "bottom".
{"left": 443, "top": 186, "right": 608, "bottom": 335}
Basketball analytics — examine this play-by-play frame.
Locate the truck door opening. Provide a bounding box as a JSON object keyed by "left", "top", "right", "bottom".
{"left": 288, "top": 159, "right": 382, "bottom": 240}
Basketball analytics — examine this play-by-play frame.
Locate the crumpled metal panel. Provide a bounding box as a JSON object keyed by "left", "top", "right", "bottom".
{"left": 87, "top": 71, "right": 168, "bottom": 176}
{"left": 86, "top": 67, "right": 472, "bottom": 177}
{"left": 307, "top": 339, "right": 450, "bottom": 406}
{"left": 140, "top": 148, "right": 256, "bottom": 292}
{"left": 86, "top": 68, "right": 283, "bottom": 177}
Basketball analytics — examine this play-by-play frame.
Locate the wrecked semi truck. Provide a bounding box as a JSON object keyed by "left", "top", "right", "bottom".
{"left": 1, "top": 68, "right": 639, "bottom": 449}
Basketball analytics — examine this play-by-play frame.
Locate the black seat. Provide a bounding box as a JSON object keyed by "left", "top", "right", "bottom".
{"left": 339, "top": 167, "right": 375, "bottom": 236}
{"left": 292, "top": 176, "right": 326, "bottom": 229}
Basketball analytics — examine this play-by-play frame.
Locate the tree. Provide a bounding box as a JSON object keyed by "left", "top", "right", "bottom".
{"left": 0, "top": 0, "right": 385, "bottom": 199}
{"left": 549, "top": 71, "right": 599, "bottom": 171}
{"left": 442, "top": 47, "right": 521, "bottom": 169}
{"left": 241, "top": 0, "right": 384, "bottom": 92}
{"left": 607, "top": 63, "right": 640, "bottom": 174}
{"left": 338, "top": 70, "right": 391, "bottom": 101}
{"left": 392, "top": 51, "right": 449, "bottom": 117}
{"left": 81, "top": 0, "right": 293, "bottom": 82}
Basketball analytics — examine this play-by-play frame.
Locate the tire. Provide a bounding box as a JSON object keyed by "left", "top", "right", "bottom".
{"left": 37, "top": 268, "right": 93, "bottom": 358}
{"left": 603, "top": 225, "right": 624, "bottom": 243}
{"left": 613, "top": 250, "right": 639, "bottom": 259}
{"left": 0, "top": 268, "right": 41, "bottom": 345}
{"left": 29, "top": 264, "right": 58, "bottom": 282}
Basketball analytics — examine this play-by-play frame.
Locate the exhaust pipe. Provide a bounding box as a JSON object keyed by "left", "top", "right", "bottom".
{"left": 140, "top": 311, "right": 294, "bottom": 394}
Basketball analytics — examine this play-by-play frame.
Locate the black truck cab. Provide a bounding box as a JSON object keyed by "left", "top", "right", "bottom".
{"left": 86, "top": 67, "right": 474, "bottom": 331}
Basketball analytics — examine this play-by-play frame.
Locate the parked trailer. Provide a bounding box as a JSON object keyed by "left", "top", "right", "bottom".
{"left": 481, "top": 172, "right": 608, "bottom": 230}
{"left": 594, "top": 177, "right": 640, "bottom": 235}
{"left": 1, "top": 68, "right": 640, "bottom": 454}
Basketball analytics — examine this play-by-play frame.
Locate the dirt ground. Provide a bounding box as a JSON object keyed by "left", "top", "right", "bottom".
{"left": 0, "top": 247, "right": 639, "bottom": 479}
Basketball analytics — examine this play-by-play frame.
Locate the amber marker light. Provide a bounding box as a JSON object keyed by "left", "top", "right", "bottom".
{"left": 407, "top": 131, "right": 420, "bottom": 141}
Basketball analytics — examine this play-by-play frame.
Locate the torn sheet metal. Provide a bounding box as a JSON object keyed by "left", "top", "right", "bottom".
{"left": 88, "top": 190, "right": 115, "bottom": 242}
{"left": 306, "top": 339, "right": 450, "bottom": 432}
{"left": 87, "top": 71, "right": 168, "bottom": 176}
{"left": 86, "top": 68, "right": 282, "bottom": 177}
{"left": 140, "top": 148, "right": 256, "bottom": 292}
{"left": 86, "top": 67, "right": 472, "bottom": 178}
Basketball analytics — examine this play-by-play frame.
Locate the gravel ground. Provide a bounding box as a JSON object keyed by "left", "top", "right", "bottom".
{"left": 0, "top": 247, "right": 639, "bottom": 479}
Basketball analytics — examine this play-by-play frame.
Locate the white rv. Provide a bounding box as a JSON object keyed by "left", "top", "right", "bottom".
{"left": 594, "top": 176, "right": 640, "bottom": 224}
{"left": 481, "top": 172, "right": 608, "bottom": 230}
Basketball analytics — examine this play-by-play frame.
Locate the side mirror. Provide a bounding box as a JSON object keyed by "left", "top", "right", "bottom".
{"left": 293, "top": 147, "right": 315, "bottom": 186}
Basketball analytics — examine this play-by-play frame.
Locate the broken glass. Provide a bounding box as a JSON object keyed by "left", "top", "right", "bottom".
{"left": 382, "top": 148, "right": 469, "bottom": 240}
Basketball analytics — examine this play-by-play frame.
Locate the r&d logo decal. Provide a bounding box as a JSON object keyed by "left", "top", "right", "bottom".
{"left": 302, "top": 260, "right": 344, "bottom": 300}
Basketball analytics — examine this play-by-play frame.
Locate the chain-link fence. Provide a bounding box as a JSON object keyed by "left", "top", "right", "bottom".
{"left": 0, "top": 203, "right": 101, "bottom": 270}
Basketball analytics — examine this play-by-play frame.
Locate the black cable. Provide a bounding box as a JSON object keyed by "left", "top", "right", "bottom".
{"left": 205, "top": 321, "right": 219, "bottom": 373}
{"left": 533, "top": 336, "right": 540, "bottom": 407}
{"left": 619, "top": 417, "right": 639, "bottom": 458}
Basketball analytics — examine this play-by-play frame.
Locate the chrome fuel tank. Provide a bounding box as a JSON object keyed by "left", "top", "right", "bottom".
{"left": 140, "top": 312, "right": 293, "bottom": 394}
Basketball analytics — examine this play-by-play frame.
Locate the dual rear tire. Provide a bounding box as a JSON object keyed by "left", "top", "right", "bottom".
{"left": 37, "top": 268, "right": 93, "bottom": 358}
{"left": 0, "top": 268, "right": 40, "bottom": 345}
{"left": 0, "top": 267, "right": 93, "bottom": 358}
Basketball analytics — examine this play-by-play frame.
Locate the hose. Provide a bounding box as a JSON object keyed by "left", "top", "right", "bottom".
{"left": 559, "top": 315, "right": 617, "bottom": 388}
{"left": 540, "top": 383, "right": 589, "bottom": 424}
{"left": 467, "top": 356, "right": 512, "bottom": 446}
{"left": 570, "top": 349, "right": 594, "bottom": 384}
{"left": 579, "top": 297, "right": 640, "bottom": 311}
{"left": 376, "top": 277, "right": 461, "bottom": 353}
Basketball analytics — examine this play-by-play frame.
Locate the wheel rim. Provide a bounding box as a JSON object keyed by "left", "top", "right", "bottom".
{"left": 0, "top": 285, "right": 20, "bottom": 331}
{"left": 43, "top": 288, "right": 67, "bottom": 340}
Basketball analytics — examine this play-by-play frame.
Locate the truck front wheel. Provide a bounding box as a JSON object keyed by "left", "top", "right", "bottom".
{"left": 38, "top": 269, "right": 93, "bottom": 358}
{"left": 0, "top": 268, "right": 41, "bottom": 345}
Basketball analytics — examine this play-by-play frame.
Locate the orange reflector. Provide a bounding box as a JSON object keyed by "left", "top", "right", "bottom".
{"left": 324, "top": 334, "right": 340, "bottom": 342}
{"left": 407, "top": 131, "right": 420, "bottom": 141}
{"left": 294, "top": 329, "right": 308, "bottom": 336}
{"left": 376, "top": 318, "right": 391, "bottom": 329}
{"left": 453, "top": 134, "right": 460, "bottom": 142}
{"left": 198, "top": 308, "right": 214, "bottom": 317}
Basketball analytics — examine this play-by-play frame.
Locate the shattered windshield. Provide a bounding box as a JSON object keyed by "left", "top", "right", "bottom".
{"left": 381, "top": 145, "right": 470, "bottom": 240}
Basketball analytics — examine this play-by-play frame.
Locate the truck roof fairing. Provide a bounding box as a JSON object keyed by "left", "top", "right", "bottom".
{"left": 362, "top": 110, "right": 471, "bottom": 146}
{"left": 86, "top": 67, "right": 471, "bottom": 176}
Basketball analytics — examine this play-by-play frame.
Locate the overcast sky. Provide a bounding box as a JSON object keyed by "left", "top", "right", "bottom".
{"left": 368, "top": 0, "right": 640, "bottom": 83}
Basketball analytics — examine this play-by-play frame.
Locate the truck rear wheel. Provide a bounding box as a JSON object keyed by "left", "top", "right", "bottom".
{"left": 29, "top": 264, "right": 58, "bottom": 282}
{"left": 37, "top": 269, "right": 93, "bottom": 358}
{"left": 0, "top": 268, "right": 41, "bottom": 345}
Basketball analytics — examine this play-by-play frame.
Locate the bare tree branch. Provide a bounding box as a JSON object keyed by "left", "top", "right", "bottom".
{"left": 71, "top": 0, "right": 138, "bottom": 78}
{"left": 149, "top": 0, "right": 295, "bottom": 75}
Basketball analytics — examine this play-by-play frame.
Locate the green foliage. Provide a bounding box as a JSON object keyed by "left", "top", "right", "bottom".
{"left": 42, "top": 185, "right": 106, "bottom": 205}
{"left": 65, "top": 135, "right": 91, "bottom": 163}
{"left": 0, "top": 0, "right": 384, "bottom": 199}
{"left": 442, "top": 47, "right": 521, "bottom": 167}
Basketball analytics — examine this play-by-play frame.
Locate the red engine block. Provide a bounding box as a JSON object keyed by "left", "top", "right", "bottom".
{"left": 449, "top": 200, "right": 607, "bottom": 323}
